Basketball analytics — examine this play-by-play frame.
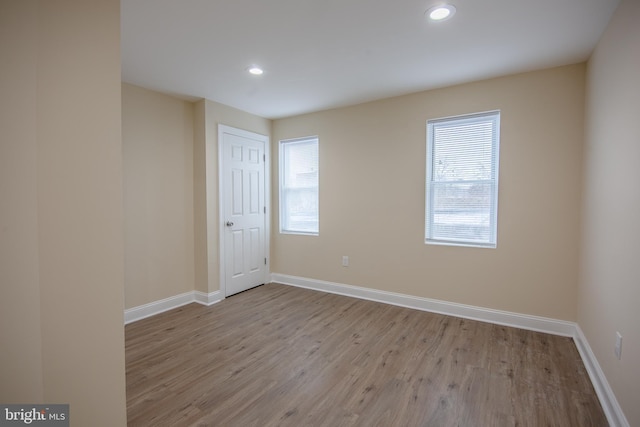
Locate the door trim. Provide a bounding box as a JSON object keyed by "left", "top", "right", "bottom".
{"left": 217, "top": 124, "right": 270, "bottom": 297}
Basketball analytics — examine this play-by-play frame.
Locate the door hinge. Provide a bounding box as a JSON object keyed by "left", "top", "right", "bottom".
{"left": 264, "top": 257, "right": 267, "bottom": 265}
{"left": 263, "top": 154, "right": 266, "bottom": 162}
{"left": 264, "top": 206, "right": 266, "bottom": 214}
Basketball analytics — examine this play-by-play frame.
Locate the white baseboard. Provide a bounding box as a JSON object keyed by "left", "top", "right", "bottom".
{"left": 195, "top": 290, "right": 223, "bottom": 306}
{"left": 270, "top": 273, "right": 628, "bottom": 427}
{"left": 124, "top": 290, "right": 223, "bottom": 324}
{"left": 573, "top": 326, "right": 629, "bottom": 427}
{"left": 271, "top": 273, "right": 575, "bottom": 336}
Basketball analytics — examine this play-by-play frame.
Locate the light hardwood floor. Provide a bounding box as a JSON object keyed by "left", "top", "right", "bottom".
{"left": 126, "top": 283, "right": 607, "bottom": 426}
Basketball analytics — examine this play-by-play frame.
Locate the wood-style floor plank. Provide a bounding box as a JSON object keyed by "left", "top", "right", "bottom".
{"left": 126, "top": 283, "right": 607, "bottom": 426}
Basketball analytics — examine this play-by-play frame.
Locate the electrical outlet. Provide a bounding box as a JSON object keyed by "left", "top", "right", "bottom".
{"left": 614, "top": 332, "right": 622, "bottom": 360}
{"left": 342, "top": 255, "right": 349, "bottom": 267}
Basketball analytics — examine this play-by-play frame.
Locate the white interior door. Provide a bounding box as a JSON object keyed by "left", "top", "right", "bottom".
{"left": 219, "top": 125, "right": 268, "bottom": 297}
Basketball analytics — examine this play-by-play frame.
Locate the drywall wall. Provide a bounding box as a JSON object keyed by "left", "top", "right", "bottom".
{"left": 37, "top": 0, "right": 127, "bottom": 424}
{"left": 272, "top": 64, "right": 585, "bottom": 321}
{"left": 122, "top": 83, "right": 195, "bottom": 308}
{"left": 0, "top": 0, "right": 127, "bottom": 425}
{"left": 121, "top": 88, "right": 270, "bottom": 304}
{"left": 194, "top": 100, "right": 271, "bottom": 295}
{"left": 0, "top": 0, "right": 44, "bottom": 403}
{"left": 194, "top": 100, "right": 208, "bottom": 294}
{"left": 579, "top": 0, "right": 640, "bottom": 424}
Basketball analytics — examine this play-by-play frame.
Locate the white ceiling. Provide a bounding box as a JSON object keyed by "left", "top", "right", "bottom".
{"left": 121, "top": 0, "right": 619, "bottom": 119}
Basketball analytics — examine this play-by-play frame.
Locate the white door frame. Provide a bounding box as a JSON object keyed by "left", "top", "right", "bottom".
{"left": 217, "top": 124, "right": 270, "bottom": 297}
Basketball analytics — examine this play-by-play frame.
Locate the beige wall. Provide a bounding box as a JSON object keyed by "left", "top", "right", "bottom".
{"left": 194, "top": 100, "right": 271, "bottom": 294}
{"left": 0, "top": 0, "right": 127, "bottom": 425}
{"left": 121, "top": 88, "right": 270, "bottom": 305}
{"left": 0, "top": 0, "right": 43, "bottom": 403}
{"left": 579, "top": 0, "right": 640, "bottom": 425}
{"left": 122, "top": 83, "right": 195, "bottom": 308}
{"left": 272, "top": 64, "right": 585, "bottom": 321}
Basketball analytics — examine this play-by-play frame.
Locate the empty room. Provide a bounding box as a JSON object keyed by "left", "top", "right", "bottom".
{"left": 2, "top": 0, "right": 638, "bottom": 426}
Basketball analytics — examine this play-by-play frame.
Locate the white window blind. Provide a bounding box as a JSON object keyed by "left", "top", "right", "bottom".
{"left": 426, "top": 111, "right": 500, "bottom": 247}
{"left": 280, "top": 137, "right": 319, "bottom": 235}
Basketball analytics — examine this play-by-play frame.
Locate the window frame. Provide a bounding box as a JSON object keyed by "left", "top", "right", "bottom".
{"left": 279, "top": 136, "right": 319, "bottom": 236}
{"left": 425, "top": 110, "right": 501, "bottom": 248}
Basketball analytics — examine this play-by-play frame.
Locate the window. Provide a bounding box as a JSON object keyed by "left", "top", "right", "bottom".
{"left": 426, "top": 111, "right": 500, "bottom": 247}
{"left": 279, "top": 136, "right": 319, "bottom": 235}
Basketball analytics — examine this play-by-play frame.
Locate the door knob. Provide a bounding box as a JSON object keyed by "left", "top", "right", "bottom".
{"left": 226, "top": 221, "right": 234, "bottom": 227}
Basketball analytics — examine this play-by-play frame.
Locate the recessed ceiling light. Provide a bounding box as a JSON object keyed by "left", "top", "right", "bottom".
{"left": 427, "top": 4, "right": 456, "bottom": 21}
{"left": 248, "top": 66, "right": 264, "bottom": 75}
